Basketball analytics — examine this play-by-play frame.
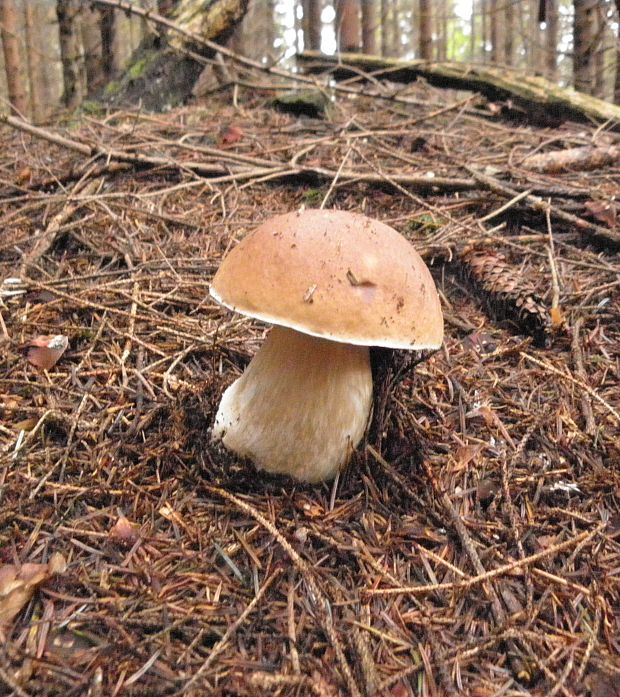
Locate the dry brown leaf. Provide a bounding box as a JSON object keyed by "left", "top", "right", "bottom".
{"left": 550, "top": 306, "right": 565, "bottom": 330}
{"left": 0, "top": 553, "right": 66, "bottom": 627}
{"left": 218, "top": 124, "right": 244, "bottom": 147}
{"left": 26, "top": 334, "right": 69, "bottom": 370}
{"left": 13, "top": 417, "right": 38, "bottom": 431}
{"left": 584, "top": 200, "right": 617, "bottom": 229}
{"left": 109, "top": 514, "right": 139, "bottom": 548}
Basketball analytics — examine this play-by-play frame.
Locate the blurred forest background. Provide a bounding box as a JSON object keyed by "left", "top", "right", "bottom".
{"left": 0, "top": 0, "right": 619, "bottom": 124}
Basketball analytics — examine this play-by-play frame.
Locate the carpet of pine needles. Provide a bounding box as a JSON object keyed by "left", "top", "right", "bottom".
{"left": 1, "top": 72, "right": 619, "bottom": 697}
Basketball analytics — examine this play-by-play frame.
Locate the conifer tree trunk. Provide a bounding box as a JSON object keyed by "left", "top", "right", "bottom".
{"left": 436, "top": 0, "right": 447, "bottom": 61}
{"left": 481, "top": 0, "right": 488, "bottom": 62}
{"left": 0, "top": 0, "right": 28, "bottom": 117}
{"left": 303, "top": 0, "right": 322, "bottom": 51}
{"left": 490, "top": 0, "right": 504, "bottom": 63}
{"left": 380, "top": 0, "right": 390, "bottom": 56}
{"left": 361, "top": 0, "right": 376, "bottom": 54}
{"left": 56, "top": 0, "right": 85, "bottom": 109}
{"left": 419, "top": 0, "right": 432, "bottom": 60}
{"left": 504, "top": 0, "right": 513, "bottom": 65}
{"left": 573, "top": 0, "right": 597, "bottom": 93}
{"left": 545, "top": 0, "right": 558, "bottom": 80}
{"left": 615, "top": 0, "right": 620, "bottom": 103}
{"left": 81, "top": 4, "right": 104, "bottom": 93}
{"left": 336, "top": 0, "right": 361, "bottom": 52}
{"left": 23, "top": 1, "right": 45, "bottom": 122}
{"left": 528, "top": 0, "right": 542, "bottom": 73}
{"left": 593, "top": 5, "right": 607, "bottom": 98}
{"left": 390, "top": 0, "right": 399, "bottom": 56}
{"left": 100, "top": 6, "right": 120, "bottom": 79}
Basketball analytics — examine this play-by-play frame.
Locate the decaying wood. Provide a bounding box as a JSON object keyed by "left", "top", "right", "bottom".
{"left": 298, "top": 50, "right": 620, "bottom": 128}
{"left": 522, "top": 145, "right": 620, "bottom": 172}
{"left": 90, "top": 0, "right": 248, "bottom": 110}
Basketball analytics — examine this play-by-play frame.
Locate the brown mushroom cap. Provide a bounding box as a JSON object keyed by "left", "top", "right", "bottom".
{"left": 210, "top": 209, "right": 443, "bottom": 350}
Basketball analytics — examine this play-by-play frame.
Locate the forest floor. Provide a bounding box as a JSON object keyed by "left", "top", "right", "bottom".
{"left": 1, "top": 72, "right": 619, "bottom": 697}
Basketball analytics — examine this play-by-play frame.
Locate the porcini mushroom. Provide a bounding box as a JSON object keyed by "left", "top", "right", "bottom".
{"left": 210, "top": 209, "right": 443, "bottom": 483}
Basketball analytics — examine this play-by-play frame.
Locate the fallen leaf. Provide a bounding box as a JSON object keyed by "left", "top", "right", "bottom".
{"left": 454, "top": 444, "right": 483, "bottom": 469}
{"left": 109, "top": 515, "right": 139, "bottom": 548}
{"left": 550, "top": 306, "right": 565, "bottom": 330}
{"left": 26, "top": 334, "right": 68, "bottom": 370}
{"left": 0, "top": 553, "right": 66, "bottom": 627}
{"left": 13, "top": 418, "right": 38, "bottom": 432}
{"left": 16, "top": 167, "right": 32, "bottom": 185}
{"left": 218, "top": 124, "right": 243, "bottom": 147}
{"left": 584, "top": 200, "right": 617, "bottom": 229}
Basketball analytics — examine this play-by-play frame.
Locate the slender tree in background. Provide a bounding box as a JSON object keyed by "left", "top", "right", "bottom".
{"left": 100, "top": 5, "right": 120, "bottom": 79}
{"left": 615, "top": 0, "right": 620, "bottom": 103}
{"left": 545, "top": 0, "right": 559, "bottom": 80}
{"left": 390, "top": 0, "right": 399, "bottom": 55}
{"left": 504, "top": 0, "right": 514, "bottom": 65}
{"left": 419, "top": 0, "right": 432, "bottom": 60}
{"left": 490, "top": 0, "right": 505, "bottom": 63}
{"left": 335, "top": 0, "right": 361, "bottom": 52}
{"left": 56, "top": 0, "right": 84, "bottom": 109}
{"left": 481, "top": 0, "right": 488, "bottom": 62}
{"left": 380, "top": 0, "right": 389, "bottom": 56}
{"left": 303, "top": 0, "right": 322, "bottom": 51}
{"left": 436, "top": 0, "right": 448, "bottom": 60}
{"left": 528, "top": 0, "right": 542, "bottom": 73}
{"left": 361, "top": 0, "right": 376, "bottom": 54}
{"left": 573, "top": 0, "right": 597, "bottom": 93}
{"left": 23, "top": 1, "right": 45, "bottom": 122}
{"left": 81, "top": 5, "right": 105, "bottom": 94}
{"left": 0, "top": 0, "right": 28, "bottom": 116}
{"left": 592, "top": 3, "right": 607, "bottom": 98}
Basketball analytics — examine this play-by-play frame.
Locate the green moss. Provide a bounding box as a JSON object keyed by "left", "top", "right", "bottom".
{"left": 80, "top": 100, "right": 103, "bottom": 115}
{"left": 303, "top": 188, "right": 323, "bottom": 205}
{"left": 127, "top": 56, "right": 150, "bottom": 80}
{"left": 103, "top": 80, "right": 121, "bottom": 97}
{"left": 406, "top": 213, "right": 446, "bottom": 235}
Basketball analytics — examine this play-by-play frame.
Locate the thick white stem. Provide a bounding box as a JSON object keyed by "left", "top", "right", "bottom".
{"left": 212, "top": 325, "right": 373, "bottom": 482}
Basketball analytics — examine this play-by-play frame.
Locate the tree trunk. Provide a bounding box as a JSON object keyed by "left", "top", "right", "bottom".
{"left": 504, "top": 0, "right": 513, "bottom": 65}
{"left": 481, "top": 0, "right": 488, "bottom": 62}
{"left": 92, "top": 0, "right": 248, "bottom": 111}
{"left": 335, "top": 0, "right": 361, "bottom": 53}
{"left": 615, "top": 0, "right": 620, "bottom": 103}
{"left": 419, "top": 0, "right": 432, "bottom": 60}
{"left": 528, "top": 0, "right": 541, "bottom": 73}
{"left": 593, "top": 4, "right": 607, "bottom": 98}
{"left": 23, "top": 1, "right": 45, "bottom": 122}
{"left": 380, "top": 0, "right": 390, "bottom": 56}
{"left": 56, "top": 0, "right": 85, "bottom": 109}
{"left": 436, "top": 0, "right": 447, "bottom": 61}
{"left": 0, "top": 0, "right": 28, "bottom": 117}
{"left": 574, "top": 0, "right": 597, "bottom": 93}
{"left": 303, "top": 0, "right": 322, "bottom": 51}
{"left": 390, "top": 0, "right": 399, "bottom": 56}
{"left": 99, "top": 6, "right": 121, "bottom": 79}
{"left": 545, "top": 0, "right": 558, "bottom": 80}
{"left": 361, "top": 0, "right": 376, "bottom": 54}
{"left": 469, "top": 0, "right": 476, "bottom": 62}
{"left": 490, "top": 0, "right": 504, "bottom": 64}
{"left": 80, "top": 4, "right": 104, "bottom": 94}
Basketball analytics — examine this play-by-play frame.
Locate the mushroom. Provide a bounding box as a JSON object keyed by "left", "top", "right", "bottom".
{"left": 210, "top": 209, "right": 443, "bottom": 483}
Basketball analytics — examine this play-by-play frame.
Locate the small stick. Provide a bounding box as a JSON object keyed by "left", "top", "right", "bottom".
{"left": 570, "top": 318, "right": 597, "bottom": 435}
{"left": 365, "top": 525, "right": 604, "bottom": 597}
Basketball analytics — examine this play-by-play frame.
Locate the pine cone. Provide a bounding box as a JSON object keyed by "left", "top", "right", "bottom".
{"left": 458, "top": 248, "right": 551, "bottom": 347}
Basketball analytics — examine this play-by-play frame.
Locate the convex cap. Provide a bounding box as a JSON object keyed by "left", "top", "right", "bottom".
{"left": 210, "top": 209, "right": 443, "bottom": 350}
